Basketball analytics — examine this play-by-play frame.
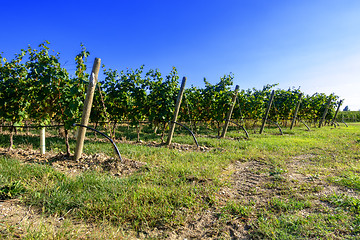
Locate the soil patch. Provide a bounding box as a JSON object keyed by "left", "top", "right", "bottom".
{"left": 286, "top": 154, "right": 360, "bottom": 199}
{"left": 0, "top": 147, "right": 146, "bottom": 177}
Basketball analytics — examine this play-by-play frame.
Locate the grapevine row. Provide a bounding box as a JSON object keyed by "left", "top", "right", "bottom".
{"left": 0, "top": 42, "right": 342, "bottom": 150}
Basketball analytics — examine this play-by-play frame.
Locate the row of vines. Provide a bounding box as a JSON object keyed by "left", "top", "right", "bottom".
{"left": 337, "top": 111, "right": 360, "bottom": 122}
{"left": 0, "top": 42, "right": 345, "bottom": 151}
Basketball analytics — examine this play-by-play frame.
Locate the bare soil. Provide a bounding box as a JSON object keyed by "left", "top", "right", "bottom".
{"left": 0, "top": 147, "right": 146, "bottom": 177}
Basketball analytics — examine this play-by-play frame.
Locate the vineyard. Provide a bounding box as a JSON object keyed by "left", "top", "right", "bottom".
{"left": 338, "top": 111, "right": 360, "bottom": 123}
{"left": 0, "top": 42, "right": 350, "bottom": 152}
{"left": 1, "top": 42, "right": 360, "bottom": 239}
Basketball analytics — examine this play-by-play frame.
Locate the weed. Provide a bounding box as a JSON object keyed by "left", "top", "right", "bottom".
{"left": 0, "top": 180, "right": 26, "bottom": 200}
{"left": 269, "top": 167, "right": 287, "bottom": 176}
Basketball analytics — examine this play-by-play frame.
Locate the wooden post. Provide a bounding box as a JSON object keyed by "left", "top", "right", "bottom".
{"left": 40, "top": 127, "right": 46, "bottom": 154}
{"left": 299, "top": 119, "right": 311, "bottom": 131}
{"left": 166, "top": 77, "right": 186, "bottom": 146}
{"left": 290, "top": 93, "right": 303, "bottom": 130}
{"left": 318, "top": 97, "right": 332, "bottom": 128}
{"left": 259, "top": 90, "right": 275, "bottom": 134}
{"left": 74, "top": 58, "right": 101, "bottom": 160}
{"left": 220, "top": 85, "right": 240, "bottom": 138}
{"left": 331, "top": 100, "right": 343, "bottom": 125}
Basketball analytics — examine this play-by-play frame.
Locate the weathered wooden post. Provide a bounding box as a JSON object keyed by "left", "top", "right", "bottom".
{"left": 74, "top": 58, "right": 101, "bottom": 160}
{"left": 290, "top": 93, "right": 303, "bottom": 130}
{"left": 166, "top": 77, "right": 187, "bottom": 146}
{"left": 318, "top": 97, "right": 332, "bottom": 128}
{"left": 331, "top": 100, "right": 343, "bottom": 126}
{"left": 220, "top": 85, "right": 240, "bottom": 138}
{"left": 259, "top": 90, "right": 275, "bottom": 134}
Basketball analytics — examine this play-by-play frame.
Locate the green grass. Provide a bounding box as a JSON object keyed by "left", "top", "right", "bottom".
{"left": 28, "top": 171, "right": 200, "bottom": 228}
{"left": 269, "top": 197, "right": 312, "bottom": 213}
{"left": 221, "top": 200, "right": 253, "bottom": 218}
{"left": 326, "top": 193, "right": 360, "bottom": 214}
{"left": 328, "top": 172, "right": 360, "bottom": 191}
{"left": 0, "top": 123, "right": 360, "bottom": 238}
{"left": 253, "top": 211, "right": 358, "bottom": 240}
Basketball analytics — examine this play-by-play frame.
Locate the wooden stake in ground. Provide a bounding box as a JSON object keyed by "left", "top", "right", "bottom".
{"left": 74, "top": 58, "right": 101, "bottom": 161}
{"left": 220, "top": 85, "right": 240, "bottom": 138}
{"left": 331, "top": 100, "right": 343, "bottom": 126}
{"left": 8, "top": 126, "right": 14, "bottom": 151}
{"left": 290, "top": 93, "right": 303, "bottom": 130}
{"left": 40, "top": 127, "right": 45, "bottom": 154}
{"left": 166, "top": 77, "right": 187, "bottom": 146}
{"left": 318, "top": 97, "right": 332, "bottom": 128}
{"left": 259, "top": 90, "right": 275, "bottom": 134}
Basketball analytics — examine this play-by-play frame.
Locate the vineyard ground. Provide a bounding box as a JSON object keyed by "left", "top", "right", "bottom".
{"left": 0, "top": 123, "right": 360, "bottom": 239}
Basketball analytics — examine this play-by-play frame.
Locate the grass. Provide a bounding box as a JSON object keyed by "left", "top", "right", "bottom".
{"left": 221, "top": 200, "right": 253, "bottom": 218}
{"left": 328, "top": 172, "right": 360, "bottom": 191}
{"left": 0, "top": 122, "right": 360, "bottom": 238}
{"left": 326, "top": 193, "right": 360, "bottom": 214}
{"left": 253, "top": 211, "right": 357, "bottom": 239}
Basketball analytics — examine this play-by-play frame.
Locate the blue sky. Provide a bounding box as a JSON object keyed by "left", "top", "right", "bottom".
{"left": 2, "top": 0, "right": 360, "bottom": 110}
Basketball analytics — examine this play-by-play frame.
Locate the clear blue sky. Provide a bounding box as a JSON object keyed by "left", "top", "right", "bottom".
{"left": 2, "top": 0, "right": 360, "bottom": 110}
